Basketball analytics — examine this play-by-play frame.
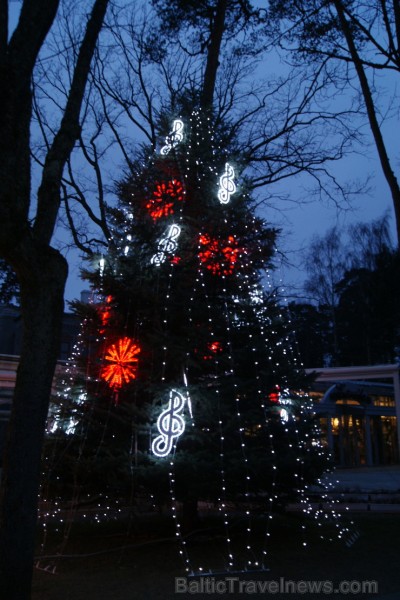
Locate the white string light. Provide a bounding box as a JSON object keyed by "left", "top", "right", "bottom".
{"left": 39, "top": 109, "right": 358, "bottom": 576}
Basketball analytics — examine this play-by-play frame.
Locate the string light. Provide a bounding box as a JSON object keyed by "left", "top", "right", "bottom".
{"left": 39, "top": 111, "right": 357, "bottom": 576}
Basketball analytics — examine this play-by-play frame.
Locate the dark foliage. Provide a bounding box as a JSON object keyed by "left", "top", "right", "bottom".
{"left": 290, "top": 243, "right": 400, "bottom": 367}
{"left": 47, "top": 110, "right": 327, "bottom": 514}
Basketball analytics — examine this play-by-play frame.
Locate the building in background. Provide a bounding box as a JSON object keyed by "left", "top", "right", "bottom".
{"left": 308, "top": 365, "right": 400, "bottom": 467}
{"left": 0, "top": 304, "right": 81, "bottom": 466}
{"left": 0, "top": 303, "right": 80, "bottom": 360}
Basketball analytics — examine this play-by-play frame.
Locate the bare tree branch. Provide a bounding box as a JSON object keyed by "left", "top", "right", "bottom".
{"left": 33, "top": 0, "right": 110, "bottom": 245}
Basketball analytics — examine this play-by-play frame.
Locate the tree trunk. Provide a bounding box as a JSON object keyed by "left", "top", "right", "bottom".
{"left": 0, "top": 241, "right": 68, "bottom": 599}
{"left": 201, "top": 0, "right": 228, "bottom": 110}
{"left": 0, "top": 2, "right": 109, "bottom": 597}
{"left": 333, "top": 0, "right": 400, "bottom": 245}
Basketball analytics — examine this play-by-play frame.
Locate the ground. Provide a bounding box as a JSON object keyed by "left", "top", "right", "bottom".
{"left": 32, "top": 509, "right": 400, "bottom": 600}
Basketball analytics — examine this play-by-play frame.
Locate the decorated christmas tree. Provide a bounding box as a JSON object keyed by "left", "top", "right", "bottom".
{"left": 43, "top": 109, "right": 340, "bottom": 573}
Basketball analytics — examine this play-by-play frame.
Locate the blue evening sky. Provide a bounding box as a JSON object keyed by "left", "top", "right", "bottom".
{"left": 8, "top": 2, "right": 397, "bottom": 303}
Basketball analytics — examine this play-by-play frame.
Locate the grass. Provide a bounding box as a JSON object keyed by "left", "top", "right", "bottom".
{"left": 32, "top": 509, "right": 400, "bottom": 599}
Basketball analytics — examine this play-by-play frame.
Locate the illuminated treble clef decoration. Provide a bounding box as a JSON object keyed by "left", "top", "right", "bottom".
{"left": 151, "top": 223, "right": 181, "bottom": 266}
{"left": 218, "top": 162, "right": 236, "bottom": 204}
{"left": 160, "top": 119, "right": 184, "bottom": 155}
{"left": 152, "top": 390, "right": 186, "bottom": 457}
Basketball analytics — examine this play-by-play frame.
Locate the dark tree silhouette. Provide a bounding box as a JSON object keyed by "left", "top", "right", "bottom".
{"left": 0, "top": 2, "right": 110, "bottom": 597}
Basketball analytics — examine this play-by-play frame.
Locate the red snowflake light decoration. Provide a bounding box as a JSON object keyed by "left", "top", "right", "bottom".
{"left": 146, "top": 179, "right": 184, "bottom": 221}
{"left": 100, "top": 337, "right": 141, "bottom": 390}
{"left": 198, "top": 233, "right": 243, "bottom": 276}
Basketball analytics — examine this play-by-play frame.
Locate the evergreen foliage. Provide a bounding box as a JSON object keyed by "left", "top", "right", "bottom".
{"left": 47, "top": 110, "right": 328, "bottom": 516}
